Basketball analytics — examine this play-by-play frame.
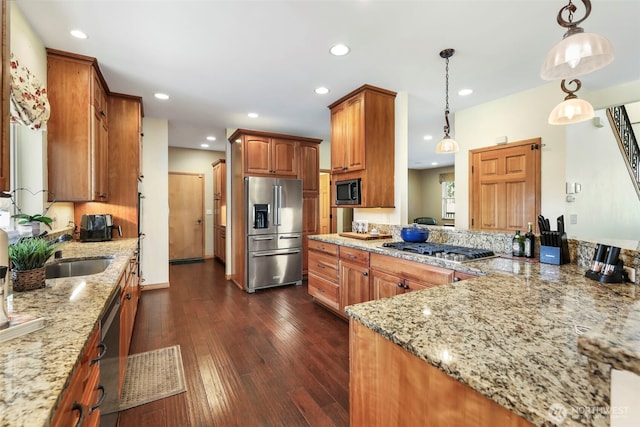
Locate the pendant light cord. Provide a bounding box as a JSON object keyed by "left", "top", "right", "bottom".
{"left": 444, "top": 55, "right": 451, "bottom": 136}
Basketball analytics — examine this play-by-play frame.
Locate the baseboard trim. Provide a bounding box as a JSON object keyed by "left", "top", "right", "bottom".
{"left": 141, "top": 282, "right": 170, "bottom": 291}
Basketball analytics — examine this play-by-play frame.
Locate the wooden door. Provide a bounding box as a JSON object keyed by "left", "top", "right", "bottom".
{"left": 271, "top": 138, "right": 299, "bottom": 176}
{"left": 340, "top": 261, "right": 370, "bottom": 311}
{"left": 372, "top": 270, "right": 403, "bottom": 300}
{"left": 168, "top": 172, "right": 204, "bottom": 261}
{"left": 244, "top": 135, "right": 271, "bottom": 175}
{"left": 320, "top": 173, "right": 331, "bottom": 234}
{"left": 345, "top": 94, "right": 365, "bottom": 171}
{"left": 470, "top": 138, "right": 541, "bottom": 232}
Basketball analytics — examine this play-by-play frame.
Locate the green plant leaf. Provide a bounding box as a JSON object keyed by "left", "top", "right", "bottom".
{"left": 8, "top": 238, "right": 58, "bottom": 271}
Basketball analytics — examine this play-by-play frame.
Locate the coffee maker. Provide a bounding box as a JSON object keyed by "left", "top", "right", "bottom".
{"left": 80, "top": 214, "right": 122, "bottom": 242}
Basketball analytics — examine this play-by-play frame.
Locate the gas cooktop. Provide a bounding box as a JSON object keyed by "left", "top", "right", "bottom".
{"left": 381, "top": 242, "right": 496, "bottom": 263}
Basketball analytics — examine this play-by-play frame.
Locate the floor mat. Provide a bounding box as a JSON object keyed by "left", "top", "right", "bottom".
{"left": 117, "top": 345, "right": 187, "bottom": 412}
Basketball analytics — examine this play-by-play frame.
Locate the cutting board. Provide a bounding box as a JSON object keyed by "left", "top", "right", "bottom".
{"left": 339, "top": 232, "right": 392, "bottom": 240}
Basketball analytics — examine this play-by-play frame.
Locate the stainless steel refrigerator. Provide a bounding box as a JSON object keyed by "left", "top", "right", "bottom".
{"left": 245, "top": 176, "right": 303, "bottom": 293}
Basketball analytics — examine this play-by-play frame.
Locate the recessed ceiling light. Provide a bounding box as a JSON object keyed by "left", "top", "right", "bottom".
{"left": 154, "top": 93, "right": 170, "bottom": 100}
{"left": 330, "top": 44, "right": 350, "bottom": 56}
{"left": 315, "top": 87, "right": 330, "bottom": 95}
{"left": 431, "top": 162, "right": 439, "bottom": 166}
{"left": 423, "top": 135, "right": 433, "bottom": 140}
{"left": 248, "top": 112, "right": 259, "bottom": 118}
{"left": 200, "top": 143, "right": 210, "bottom": 148}
{"left": 458, "top": 89, "right": 473, "bottom": 96}
{"left": 70, "top": 29, "right": 87, "bottom": 39}
{"left": 206, "top": 136, "right": 216, "bottom": 141}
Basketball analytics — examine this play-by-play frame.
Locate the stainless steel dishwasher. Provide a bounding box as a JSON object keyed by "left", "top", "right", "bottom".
{"left": 99, "top": 290, "right": 121, "bottom": 426}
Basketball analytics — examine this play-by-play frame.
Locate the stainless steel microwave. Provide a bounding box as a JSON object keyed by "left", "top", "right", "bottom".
{"left": 335, "top": 178, "right": 361, "bottom": 205}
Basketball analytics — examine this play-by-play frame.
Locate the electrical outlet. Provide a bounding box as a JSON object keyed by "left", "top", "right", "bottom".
{"left": 623, "top": 266, "right": 636, "bottom": 283}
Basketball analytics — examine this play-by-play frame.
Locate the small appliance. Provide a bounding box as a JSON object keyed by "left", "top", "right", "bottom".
{"left": 80, "top": 214, "right": 122, "bottom": 242}
{"left": 335, "top": 178, "right": 361, "bottom": 205}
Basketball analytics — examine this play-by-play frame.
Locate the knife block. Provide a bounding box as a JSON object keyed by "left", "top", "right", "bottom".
{"left": 539, "top": 233, "right": 570, "bottom": 265}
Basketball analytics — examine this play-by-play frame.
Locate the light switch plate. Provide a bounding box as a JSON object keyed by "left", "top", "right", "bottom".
{"left": 206, "top": 209, "right": 213, "bottom": 215}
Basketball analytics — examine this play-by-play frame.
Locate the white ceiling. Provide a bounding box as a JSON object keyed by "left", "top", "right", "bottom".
{"left": 14, "top": 0, "right": 640, "bottom": 169}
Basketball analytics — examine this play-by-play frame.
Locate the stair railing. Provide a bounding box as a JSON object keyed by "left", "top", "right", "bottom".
{"left": 607, "top": 105, "right": 640, "bottom": 200}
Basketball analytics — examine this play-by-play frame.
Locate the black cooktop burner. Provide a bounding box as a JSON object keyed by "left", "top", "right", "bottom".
{"left": 381, "top": 242, "right": 496, "bottom": 262}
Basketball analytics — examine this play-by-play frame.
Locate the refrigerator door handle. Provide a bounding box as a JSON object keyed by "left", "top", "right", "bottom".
{"left": 274, "top": 185, "right": 282, "bottom": 226}
{"left": 252, "top": 249, "right": 301, "bottom": 257}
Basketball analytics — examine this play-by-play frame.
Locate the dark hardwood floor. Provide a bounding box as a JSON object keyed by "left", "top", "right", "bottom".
{"left": 118, "top": 259, "right": 349, "bottom": 427}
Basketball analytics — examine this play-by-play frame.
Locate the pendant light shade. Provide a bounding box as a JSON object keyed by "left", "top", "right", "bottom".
{"left": 541, "top": 31, "right": 614, "bottom": 80}
{"left": 548, "top": 79, "right": 594, "bottom": 125}
{"left": 435, "top": 136, "right": 459, "bottom": 154}
{"left": 436, "top": 48, "right": 459, "bottom": 154}
{"left": 541, "top": 0, "right": 614, "bottom": 80}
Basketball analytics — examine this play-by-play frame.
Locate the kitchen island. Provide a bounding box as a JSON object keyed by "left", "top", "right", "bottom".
{"left": 309, "top": 234, "right": 640, "bottom": 427}
{"left": 0, "top": 238, "right": 138, "bottom": 427}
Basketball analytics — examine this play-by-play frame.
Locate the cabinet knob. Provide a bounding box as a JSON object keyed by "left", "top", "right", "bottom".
{"left": 99, "top": 193, "right": 107, "bottom": 199}
{"left": 91, "top": 343, "right": 107, "bottom": 366}
{"left": 362, "top": 271, "right": 368, "bottom": 277}
{"left": 454, "top": 277, "right": 460, "bottom": 282}
{"left": 403, "top": 284, "right": 410, "bottom": 290}
{"left": 397, "top": 282, "right": 403, "bottom": 288}
{"left": 126, "top": 293, "right": 132, "bottom": 300}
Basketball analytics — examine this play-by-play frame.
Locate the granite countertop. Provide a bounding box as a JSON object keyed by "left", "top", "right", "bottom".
{"left": 309, "top": 234, "right": 640, "bottom": 427}
{"left": 0, "top": 238, "right": 138, "bottom": 427}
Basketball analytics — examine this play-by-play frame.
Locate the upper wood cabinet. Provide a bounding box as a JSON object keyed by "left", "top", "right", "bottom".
{"left": 47, "top": 49, "right": 110, "bottom": 201}
{"left": 244, "top": 135, "right": 298, "bottom": 176}
{"left": 328, "top": 84, "right": 396, "bottom": 208}
{"left": 299, "top": 142, "right": 319, "bottom": 192}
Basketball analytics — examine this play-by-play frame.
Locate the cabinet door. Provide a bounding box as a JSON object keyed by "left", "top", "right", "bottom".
{"left": 93, "top": 105, "right": 108, "bottom": 201}
{"left": 345, "top": 94, "right": 365, "bottom": 171}
{"left": 299, "top": 142, "right": 319, "bottom": 192}
{"left": 271, "top": 138, "right": 298, "bottom": 176}
{"left": 302, "top": 194, "right": 319, "bottom": 235}
{"left": 340, "top": 261, "right": 371, "bottom": 311}
{"left": 372, "top": 269, "right": 403, "bottom": 300}
{"left": 244, "top": 135, "right": 272, "bottom": 174}
{"left": 330, "top": 105, "right": 347, "bottom": 173}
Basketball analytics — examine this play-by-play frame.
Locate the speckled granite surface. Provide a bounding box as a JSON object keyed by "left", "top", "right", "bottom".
{"left": 0, "top": 239, "right": 138, "bottom": 427}
{"left": 310, "top": 233, "right": 640, "bottom": 427}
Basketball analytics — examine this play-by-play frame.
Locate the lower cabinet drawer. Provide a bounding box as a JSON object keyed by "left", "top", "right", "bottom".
{"left": 309, "top": 251, "right": 339, "bottom": 282}
{"left": 308, "top": 273, "right": 339, "bottom": 310}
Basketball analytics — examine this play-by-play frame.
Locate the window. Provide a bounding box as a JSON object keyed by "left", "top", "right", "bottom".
{"left": 441, "top": 180, "right": 455, "bottom": 220}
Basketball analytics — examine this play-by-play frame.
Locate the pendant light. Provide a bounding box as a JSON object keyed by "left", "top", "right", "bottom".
{"left": 548, "top": 79, "right": 594, "bottom": 125}
{"left": 435, "top": 48, "right": 459, "bottom": 154}
{"left": 541, "top": 0, "right": 614, "bottom": 80}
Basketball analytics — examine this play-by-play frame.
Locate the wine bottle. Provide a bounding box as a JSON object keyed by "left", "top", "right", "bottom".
{"left": 512, "top": 230, "right": 524, "bottom": 257}
{"left": 524, "top": 222, "right": 535, "bottom": 258}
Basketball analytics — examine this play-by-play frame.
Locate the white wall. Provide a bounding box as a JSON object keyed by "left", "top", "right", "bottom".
{"left": 565, "top": 108, "right": 640, "bottom": 244}
{"left": 408, "top": 166, "right": 455, "bottom": 225}
{"left": 168, "top": 147, "right": 225, "bottom": 257}
{"left": 140, "top": 118, "right": 169, "bottom": 286}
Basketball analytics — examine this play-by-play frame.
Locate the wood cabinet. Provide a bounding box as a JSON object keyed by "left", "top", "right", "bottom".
{"left": 370, "top": 252, "right": 454, "bottom": 296}
{"left": 350, "top": 320, "right": 535, "bottom": 427}
{"left": 328, "top": 84, "right": 396, "bottom": 208}
{"left": 75, "top": 94, "right": 143, "bottom": 238}
{"left": 119, "top": 250, "right": 140, "bottom": 389}
{"left": 339, "top": 247, "right": 370, "bottom": 311}
{"left": 228, "top": 129, "right": 321, "bottom": 289}
{"left": 244, "top": 135, "right": 298, "bottom": 176}
{"left": 308, "top": 240, "right": 478, "bottom": 317}
{"left": 308, "top": 240, "right": 340, "bottom": 311}
{"left": 51, "top": 327, "right": 102, "bottom": 427}
{"left": 213, "top": 159, "right": 226, "bottom": 263}
{"left": 47, "top": 49, "right": 111, "bottom": 202}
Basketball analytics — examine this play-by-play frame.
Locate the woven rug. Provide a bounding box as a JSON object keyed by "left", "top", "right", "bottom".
{"left": 118, "top": 345, "right": 187, "bottom": 412}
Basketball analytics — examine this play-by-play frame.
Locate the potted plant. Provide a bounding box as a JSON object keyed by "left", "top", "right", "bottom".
{"left": 8, "top": 237, "right": 58, "bottom": 292}
{"left": 12, "top": 213, "right": 53, "bottom": 235}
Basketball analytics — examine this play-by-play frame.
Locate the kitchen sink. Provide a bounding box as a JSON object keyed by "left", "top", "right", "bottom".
{"left": 45, "top": 257, "right": 114, "bottom": 279}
